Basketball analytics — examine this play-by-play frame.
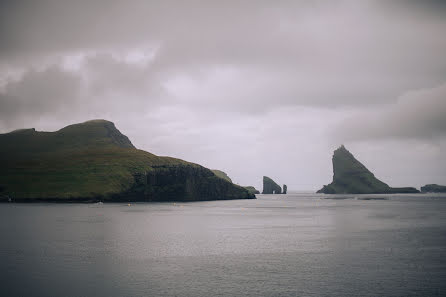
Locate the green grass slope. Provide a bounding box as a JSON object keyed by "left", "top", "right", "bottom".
{"left": 211, "top": 170, "right": 260, "bottom": 195}
{"left": 211, "top": 170, "right": 233, "bottom": 183}
{"left": 0, "top": 120, "right": 254, "bottom": 201}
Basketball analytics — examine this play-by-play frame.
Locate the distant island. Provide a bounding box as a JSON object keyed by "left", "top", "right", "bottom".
{"left": 0, "top": 120, "right": 255, "bottom": 202}
{"left": 421, "top": 184, "right": 446, "bottom": 193}
{"left": 317, "top": 145, "right": 419, "bottom": 194}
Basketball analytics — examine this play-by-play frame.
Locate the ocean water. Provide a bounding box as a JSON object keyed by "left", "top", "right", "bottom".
{"left": 1, "top": 193, "right": 446, "bottom": 297}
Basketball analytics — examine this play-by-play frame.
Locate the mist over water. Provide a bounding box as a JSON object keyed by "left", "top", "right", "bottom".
{"left": 1, "top": 193, "right": 446, "bottom": 297}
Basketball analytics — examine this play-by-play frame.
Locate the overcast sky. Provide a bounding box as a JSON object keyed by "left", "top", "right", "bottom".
{"left": 1, "top": 0, "right": 445, "bottom": 191}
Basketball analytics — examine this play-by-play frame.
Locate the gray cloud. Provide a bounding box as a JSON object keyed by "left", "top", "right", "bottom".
{"left": 337, "top": 82, "right": 446, "bottom": 141}
{"left": 0, "top": 66, "right": 81, "bottom": 129}
{"left": 1, "top": 0, "right": 446, "bottom": 189}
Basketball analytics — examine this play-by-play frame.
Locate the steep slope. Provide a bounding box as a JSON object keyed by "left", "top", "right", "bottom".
{"left": 243, "top": 186, "right": 260, "bottom": 195}
{"left": 211, "top": 169, "right": 260, "bottom": 195}
{"left": 262, "top": 176, "right": 282, "bottom": 194}
{"left": 317, "top": 145, "right": 419, "bottom": 194}
{"left": 211, "top": 170, "right": 232, "bottom": 183}
{"left": 0, "top": 120, "right": 255, "bottom": 202}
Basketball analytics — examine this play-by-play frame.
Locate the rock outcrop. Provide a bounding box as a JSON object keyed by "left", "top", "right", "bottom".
{"left": 317, "top": 145, "right": 419, "bottom": 194}
{"left": 211, "top": 169, "right": 260, "bottom": 195}
{"left": 283, "top": 184, "right": 287, "bottom": 194}
{"left": 262, "top": 176, "right": 282, "bottom": 194}
{"left": 243, "top": 186, "right": 260, "bottom": 195}
{"left": 211, "top": 169, "right": 232, "bottom": 183}
{"left": 421, "top": 184, "right": 446, "bottom": 193}
{"left": 0, "top": 120, "right": 255, "bottom": 202}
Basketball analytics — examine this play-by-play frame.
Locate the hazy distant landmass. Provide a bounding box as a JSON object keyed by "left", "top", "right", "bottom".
{"left": 0, "top": 120, "right": 255, "bottom": 202}
{"left": 421, "top": 184, "right": 446, "bottom": 193}
{"left": 317, "top": 145, "right": 419, "bottom": 194}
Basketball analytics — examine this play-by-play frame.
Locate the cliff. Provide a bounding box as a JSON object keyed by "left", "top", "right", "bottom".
{"left": 262, "top": 176, "right": 282, "bottom": 194}
{"left": 317, "top": 145, "right": 419, "bottom": 194}
{"left": 211, "top": 170, "right": 232, "bottom": 183}
{"left": 211, "top": 169, "right": 260, "bottom": 195}
{"left": 243, "top": 186, "right": 260, "bottom": 195}
{"left": 421, "top": 184, "right": 446, "bottom": 193}
{"left": 0, "top": 120, "right": 255, "bottom": 202}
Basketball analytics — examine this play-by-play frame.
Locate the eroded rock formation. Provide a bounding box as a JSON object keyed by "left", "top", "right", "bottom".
{"left": 317, "top": 145, "right": 419, "bottom": 194}
{"left": 262, "top": 176, "right": 282, "bottom": 194}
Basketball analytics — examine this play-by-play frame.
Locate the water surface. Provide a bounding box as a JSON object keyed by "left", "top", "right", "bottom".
{"left": 1, "top": 193, "right": 446, "bottom": 296}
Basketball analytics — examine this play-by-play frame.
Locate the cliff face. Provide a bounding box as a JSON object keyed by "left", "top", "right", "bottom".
{"left": 262, "top": 176, "right": 282, "bottom": 194}
{"left": 127, "top": 165, "right": 253, "bottom": 201}
{"left": 211, "top": 170, "right": 233, "bottom": 183}
{"left": 421, "top": 184, "right": 446, "bottom": 193}
{"left": 0, "top": 120, "right": 255, "bottom": 202}
{"left": 244, "top": 186, "right": 260, "bottom": 195}
{"left": 211, "top": 169, "right": 260, "bottom": 196}
{"left": 317, "top": 145, "right": 419, "bottom": 194}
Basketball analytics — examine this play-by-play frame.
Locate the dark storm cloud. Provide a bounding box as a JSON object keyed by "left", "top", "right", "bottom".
{"left": 0, "top": 53, "right": 166, "bottom": 131}
{"left": 0, "top": 66, "right": 81, "bottom": 128}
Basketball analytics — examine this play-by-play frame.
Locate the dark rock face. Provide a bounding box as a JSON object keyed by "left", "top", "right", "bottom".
{"left": 0, "top": 120, "right": 255, "bottom": 202}
{"left": 128, "top": 165, "right": 254, "bottom": 202}
{"left": 244, "top": 186, "right": 260, "bottom": 195}
{"left": 421, "top": 184, "right": 446, "bottom": 193}
{"left": 317, "top": 145, "right": 419, "bottom": 194}
{"left": 262, "top": 176, "right": 282, "bottom": 194}
{"left": 283, "top": 185, "right": 287, "bottom": 194}
{"left": 210, "top": 169, "right": 259, "bottom": 196}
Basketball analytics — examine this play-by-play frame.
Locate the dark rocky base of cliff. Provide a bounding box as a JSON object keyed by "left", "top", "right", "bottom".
{"left": 0, "top": 164, "right": 255, "bottom": 203}
{"left": 317, "top": 184, "right": 420, "bottom": 194}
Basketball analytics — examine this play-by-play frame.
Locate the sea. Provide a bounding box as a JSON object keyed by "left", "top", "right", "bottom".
{"left": 1, "top": 193, "right": 446, "bottom": 297}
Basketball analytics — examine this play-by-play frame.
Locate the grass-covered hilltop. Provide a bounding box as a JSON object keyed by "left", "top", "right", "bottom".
{"left": 318, "top": 145, "right": 419, "bottom": 194}
{"left": 0, "top": 120, "right": 255, "bottom": 202}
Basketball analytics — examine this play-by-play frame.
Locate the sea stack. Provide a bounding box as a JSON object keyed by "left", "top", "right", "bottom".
{"left": 317, "top": 145, "right": 419, "bottom": 194}
{"left": 283, "top": 185, "right": 287, "bottom": 194}
{"left": 262, "top": 176, "right": 282, "bottom": 194}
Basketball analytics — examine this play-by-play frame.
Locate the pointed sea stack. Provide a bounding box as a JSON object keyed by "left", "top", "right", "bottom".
{"left": 317, "top": 145, "right": 419, "bottom": 194}
{"left": 262, "top": 176, "right": 282, "bottom": 194}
